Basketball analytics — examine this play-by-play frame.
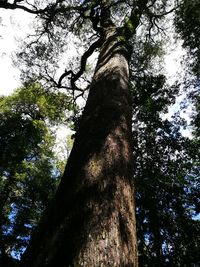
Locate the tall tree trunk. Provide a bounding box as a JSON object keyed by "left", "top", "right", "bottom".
{"left": 21, "top": 28, "right": 138, "bottom": 267}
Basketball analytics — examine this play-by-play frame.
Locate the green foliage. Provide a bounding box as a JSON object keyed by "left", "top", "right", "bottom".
{"left": 133, "top": 85, "right": 200, "bottom": 265}
{"left": 2, "top": 82, "right": 73, "bottom": 123}
{"left": 0, "top": 83, "right": 70, "bottom": 262}
{"left": 129, "top": 33, "right": 200, "bottom": 266}
{"left": 175, "top": 0, "right": 200, "bottom": 76}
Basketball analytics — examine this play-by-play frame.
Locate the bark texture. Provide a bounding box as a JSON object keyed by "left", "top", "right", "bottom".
{"left": 20, "top": 29, "right": 138, "bottom": 267}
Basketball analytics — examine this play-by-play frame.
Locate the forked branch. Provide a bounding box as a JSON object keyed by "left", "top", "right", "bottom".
{"left": 58, "top": 37, "right": 103, "bottom": 90}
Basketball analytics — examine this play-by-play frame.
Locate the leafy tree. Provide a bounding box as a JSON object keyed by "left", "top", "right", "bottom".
{"left": 175, "top": 0, "right": 200, "bottom": 77}
{"left": 132, "top": 82, "right": 200, "bottom": 266}
{"left": 0, "top": 83, "right": 71, "bottom": 266}
{"left": 0, "top": 1, "right": 199, "bottom": 266}
{"left": 128, "top": 33, "right": 200, "bottom": 266}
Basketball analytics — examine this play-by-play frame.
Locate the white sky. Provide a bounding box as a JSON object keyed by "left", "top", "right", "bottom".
{"left": 0, "top": 9, "right": 34, "bottom": 95}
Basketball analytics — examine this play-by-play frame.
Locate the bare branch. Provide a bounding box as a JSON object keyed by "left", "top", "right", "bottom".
{"left": 0, "top": 1, "right": 83, "bottom": 17}
{"left": 58, "top": 37, "right": 103, "bottom": 90}
{"left": 0, "top": 1, "right": 46, "bottom": 14}
{"left": 145, "top": 6, "right": 179, "bottom": 19}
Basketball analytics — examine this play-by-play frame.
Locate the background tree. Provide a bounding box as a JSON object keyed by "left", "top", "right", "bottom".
{"left": 132, "top": 78, "right": 200, "bottom": 266}
{"left": 129, "top": 33, "right": 200, "bottom": 266}
{"left": 0, "top": 82, "right": 72, "bottom": 266}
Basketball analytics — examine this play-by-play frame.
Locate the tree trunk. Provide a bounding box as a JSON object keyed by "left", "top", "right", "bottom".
{"left": 21, "top": 28, "right": 138, "bottom": 267}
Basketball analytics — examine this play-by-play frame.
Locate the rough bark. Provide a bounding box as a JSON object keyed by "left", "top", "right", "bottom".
{"left": 20, "top": 27, "right": 138, "bottom": 267}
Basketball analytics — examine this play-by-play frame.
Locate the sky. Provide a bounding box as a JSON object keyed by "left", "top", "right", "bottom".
{"left": 0, "top": 9, "right": 33, "bottom": 95}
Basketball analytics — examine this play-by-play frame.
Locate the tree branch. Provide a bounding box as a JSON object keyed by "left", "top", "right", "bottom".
{"left": 0, "top": 1, "right": 46, "bottom": 14}
{"left": 58, "top": 37, "right": 103, "bottom": 89}
{"left": 145, "top": 6, "right": 179, "bottom": 19}
{"left": 0, "top": 1, "right": 83, "bottom": 17}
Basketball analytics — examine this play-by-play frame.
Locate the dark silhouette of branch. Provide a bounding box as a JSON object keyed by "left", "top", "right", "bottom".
{"left": 0, "top": 1, "right": 46, "bottom": 14}
{"left": 58, "top": 37, "right": 103, "bottom": 89}
{"left": 145, "top": 6, "right": 179, "bottom": 19}
{"left": 0, "top": 1, "right": 83, "bottom": 16}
